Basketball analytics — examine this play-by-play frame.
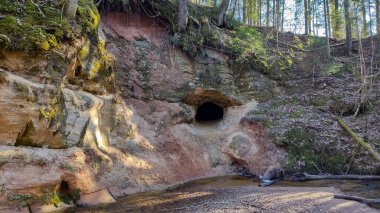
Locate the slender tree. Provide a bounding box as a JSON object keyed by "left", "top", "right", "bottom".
{"left": 361, "top": 0, "right": 368, "bottom": 37}
{"left": 243, "top": 0, "right": 247, "bottom": 24}
{"left": 324, "top": 0, "right": 331, "bottom": 58}
{"left": 273, "top": 0, "right": 276, "bottom": 26}
{"left": 307, "top": 0, "right": 311, "bottom": 34}
{"left": 281, "top": 0, "right": 285, "bottom": 32}
{"left": 376, "top": 0, "right": 380, "bottom": 35}
{"left": 368, "top": 0, "right": 373, "bottom": 36}
{"left": 259, "top": 0, "right": 262, "bottom": 26}
{"left": 266, "top": 0, "right": 270, "bottom": 26}
{"left": 304, "top": 0, "right": 308, "bottom": 34}
{"left": 327, "top": 0, "right": 332, "bottom": 37}
{"left": 276, "top": 0, "right": 280, "bottom": 30}
{"left": 331, "top": 0, "right": 342, "bottom": 38}
{"left": 344, "top": 0, "right": 352, "bottom": 54}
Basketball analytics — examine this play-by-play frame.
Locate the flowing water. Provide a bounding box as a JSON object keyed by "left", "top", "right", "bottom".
{"left": 64, "top": 176, "right": 380, "bottom": 212}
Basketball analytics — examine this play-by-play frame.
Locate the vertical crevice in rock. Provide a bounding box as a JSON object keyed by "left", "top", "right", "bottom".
{"left": 15, "top": 120, "right": 37, "bottom": 147}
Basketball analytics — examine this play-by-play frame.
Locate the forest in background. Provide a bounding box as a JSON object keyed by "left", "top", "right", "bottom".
{"left": 171, "top": 0, "right": 380, "bottom": 56}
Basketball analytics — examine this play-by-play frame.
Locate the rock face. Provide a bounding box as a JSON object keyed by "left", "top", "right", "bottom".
{"left": 0, "top": 10, "right": 285, "bottom": 210}
{"left": 1, "top": 3, "right": 379, "bottom": 211}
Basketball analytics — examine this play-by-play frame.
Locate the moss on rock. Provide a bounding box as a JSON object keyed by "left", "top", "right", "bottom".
{"left": 0, "top": 0, "right": 100, "bottom": 52}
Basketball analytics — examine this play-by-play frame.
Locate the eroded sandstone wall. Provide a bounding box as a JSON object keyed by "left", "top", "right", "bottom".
{"left": 0, "top": 8, "right": 284, "bottom": 212}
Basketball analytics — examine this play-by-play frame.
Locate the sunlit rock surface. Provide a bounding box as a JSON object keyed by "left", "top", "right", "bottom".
{"left": 0, "top": 12, "right": 284, "bottom": 209}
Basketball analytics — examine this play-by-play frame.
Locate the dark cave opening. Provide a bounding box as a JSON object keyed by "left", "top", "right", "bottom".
{"left": 195, "top": 102, "right": 224, "bottom": 122}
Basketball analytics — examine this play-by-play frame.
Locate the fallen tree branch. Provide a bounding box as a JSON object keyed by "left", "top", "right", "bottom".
{"left": 334, "top": 194, "right": 380, "bottom": 204}
{"left": 302, "top": 173, "right": 380, "bottom": 180}
{"left": 337, "top": 118, "right": 380, "bottom": 162}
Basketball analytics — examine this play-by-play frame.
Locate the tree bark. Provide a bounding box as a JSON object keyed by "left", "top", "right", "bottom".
{"left": 259, "top": 0, "right": 262, "bottom": 26}
{"left": 276, "top": 0, "right": 280, "bottom": 30}
{"left": 344, "top": 0, "right": 352, "bottom": 54}
{"left": 376, "top": 0, "right": 380, "bottom": 36}
{"left": 216, "top": 0, "right": 230, "bottom": 27}
{"left": 361, "top": 0, "right": 368, "bottom": 37}
{"left": 281, "top": 0, "right": 285, "bottom": 32}
{"left": 243, "top": 0, "right": 247, "bottom": 24}
{"left": 323, "top": 0, "right": 330, "bottom": 59}
{"left": 266, "top": 0, "right": 270, "bottom": 26}
{"left": 368, "top": 0, "right": 373, "bottom": 36}
{"left": 327, "top": 0, "right": 331, "bottom": 38}
{"left": 307, "top": 0, "right": 311, "bottom": 34}
{"left": 331, "top": 0, "right": 341, "bottom": 38}
{"left": 231, "top": 0, "right": 238, "bottom": 20}
{"left": 304, "top": 0, "right": 308, "bottom": 34}
{"left": 178, "top": 0, "right": 188, "bottom": 32}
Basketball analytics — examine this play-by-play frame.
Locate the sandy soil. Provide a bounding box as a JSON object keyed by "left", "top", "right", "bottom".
{"left": 67, "top": 177, "right": 379, "bottom": 213}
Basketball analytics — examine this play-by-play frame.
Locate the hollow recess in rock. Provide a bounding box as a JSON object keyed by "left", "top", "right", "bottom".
{"left": 195, "top": 102, "right": 224, "bottom": 122}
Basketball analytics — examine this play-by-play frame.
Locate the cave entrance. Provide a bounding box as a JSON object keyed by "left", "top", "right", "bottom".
{"left": 195, "top": 102, "right": 224, "bottom": 122}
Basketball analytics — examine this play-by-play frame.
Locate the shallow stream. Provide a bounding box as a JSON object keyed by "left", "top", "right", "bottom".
{"left": 64, "top": 176, "right": 380, "bottom": 212}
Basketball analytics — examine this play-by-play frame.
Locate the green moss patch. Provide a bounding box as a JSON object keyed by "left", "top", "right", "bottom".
{"left": 284, "top": 128, "right": 348, "bottom": 174}
{"left": 0, "top": 0, "right": 100, "bottom": 52}
{"left": 0, "top": 0, "right": 68, "bottom": 51}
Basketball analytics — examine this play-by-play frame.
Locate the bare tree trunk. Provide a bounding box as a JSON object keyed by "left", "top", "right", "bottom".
{"left": 281, "top": 0, "right": 285, "bottom": 32}
{"left": 327, "top": 0, "right": 331, "bottom": 37}
{"left": 362, "top": 0, "right": 368, "bottom": 37}
{"left": 344, "top": 0, "right": 352, "bottom": 54}
{"left": 178, "top": 0, "right": 188, "bottom": 32}
{"left": 376, "top": 0, "right": 380, "bottom": 36}
{"left": 249, "top": 0, "right": 256, "bottom": 26}
{"left": 276, "top": 0, "right": 280, "bottom": 30}
{"left": 307, "top": 0, "right": 311, "bottom": 34}
{"left": 216, "top": 0, "right": 231, "bottom": 27}
{"left": 368, "top": 0, "right": 373, "bottom": 36}
{"left": 231, "top": 0, "right": 238, "bottom": 19}
{"left": 324, "top": 0, "right": 330, "bottom": 59}
{"left": 313, "top": 0, "right": 316, "bottom": 35}
{"left": 304, "top": 0, "right": 308, "bottom": 34}
{"left": 331, "top": 0, "right": 340, "bottom": 38}
{"left": 243, "top": 0, "right": 248, "bottom": 24}
{"left": 272, "top": 0, "right": 275, "bottom": 27}
{"left": 266, "top": 0, "right": 270, "bottom": 26}
{"left": 259, "top": 0, "right": 262, "bottom": 26}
